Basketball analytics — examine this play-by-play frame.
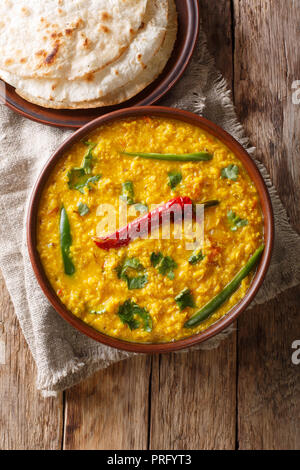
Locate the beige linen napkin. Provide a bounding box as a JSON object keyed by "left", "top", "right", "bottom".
{"left": 0, "top": 28, "right": 300, "bottom": 396}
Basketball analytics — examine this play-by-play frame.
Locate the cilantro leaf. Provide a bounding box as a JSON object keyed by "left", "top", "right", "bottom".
{"left": 118, "top": 301, "right": 140, "bottom": 330}
{"left": 77, "top": 202, "right": 89, "bottom": 216}
{"left": 116, "top": 257, "right": 148, "bottom": 290}
{"left": 175, "top": 288, "right": 196, "bottom": 311}
{"left": 117, "top": 257, "right": 144, "bottom": 276}
{"left": 68, "top": 170, "right": 101, "bottom": 194}
{"left": 151, "top": 252, "right": 177, "bottom": 279}
{"left": 118, "top": 300, "right": 152, "bottom": 332}
{"left": 67, "top": 168, "right": 85, "bottom": 189}
{"left": 227, "top": 210, "right": 248, "bottom": 231}
{"left": 121, "top": 181, "right": 134, "bottom": 205}
{"left": 189, "top": 249, "right": 205, "bottom": 265}
{"left": 136, "top": 306, "right": 153, "bottom": 333}
{"left": 126, "top": 275, "right": 148, "bottom": 290}
{"left": 221, "top": 164, "right": 239, "bottom": 181}
{"left": 120, "top": 183, "right": 148, "bottom": 212}
{"left": 168, "top": 171, "right": 182, "bottom": 189}
{"left": 85, "top": 175, "right": 101, "bottom": 189}
{"left": 150, "top": 252, "right": 163, "bottom": 268}
{"left": 67, "top": 143, "right": 100, "bottom": 193}
{"left": 82, "top": 143, "right": 97, "bottom": 174}
{"left": 122, "top": 257, "right": 143, "bottom": 271}
{"left": 158, "top": 256, "right": 178, "bottom": 279}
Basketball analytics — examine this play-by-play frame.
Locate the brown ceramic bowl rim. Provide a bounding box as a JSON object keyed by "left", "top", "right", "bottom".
{"left": 1, "top": 0, "right": 199, "bottom": 129}
{"left": 27, "top": 106, "right": 274, "bottom": 353}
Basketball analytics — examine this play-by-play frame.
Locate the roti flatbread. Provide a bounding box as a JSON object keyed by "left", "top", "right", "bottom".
{"left": 0, "top": 0, "right": 169, "bottom": 103}
{"left": 0, "top": 0, "right": 148, "bottom": 80}
{"left": 15, "top": 0, "right": 177, "bottom": 109}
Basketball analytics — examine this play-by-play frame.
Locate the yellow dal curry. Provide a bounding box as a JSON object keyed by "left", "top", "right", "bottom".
{"left": 37, "top": 117, "right": 263, "bottom": 343}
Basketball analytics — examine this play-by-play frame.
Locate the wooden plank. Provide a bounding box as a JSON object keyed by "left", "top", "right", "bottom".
{"left": 149, "top": 0, "right": 237, "bottom": 451}
{"left": 63, "top": 356, "right": 151, "bottom": 450}
{"left": 233, "top": 0, "right": 300, "bottom": 450}
{"left": 238, "top": 289, "right": 300, "bottom": 449}
{"left": 199, "top": 0, "right": 233, "bottom": 84}
{"left": 0, "top": 271, "right": 63, "bottom": 450}
{"left": 149, "top": 340, "right": 237, "bottom": 450}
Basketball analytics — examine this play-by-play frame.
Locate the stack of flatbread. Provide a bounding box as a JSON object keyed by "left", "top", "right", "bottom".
{"left": 0, "top": 0, "right": 177, "bottom": 109}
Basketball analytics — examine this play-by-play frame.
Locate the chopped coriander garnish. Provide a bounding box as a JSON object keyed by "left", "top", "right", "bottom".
{"left": 168, "top": 171, "right": 182, "bottom": 190}
{"left": 116, "top": 257, "right": 148, "bottom": 290}
{"left": 189, "top": 249, "right": 205, "bottom": 265}
{"left": 134, "top": 305, "right": 152, "bottom": 333}
{"left": 82, "top": 143, "right": 97, "bottom": 174}
{"left": 77, "top": 202, "right": 89, "bottom": 216}
{"left": 118, "top": 299, "right": 152, "bottom": 332}
{"left": 227, "top": 210, "right": 248, "bottom": 231}
{"left": 118, "top": 300, "right": 139, "bottom": 330}
{"left": 68, "top": 170, "right": 101, "bottom": 194}
{"left": 126, "top": 276, "right": 148, "bottom": 290}
{"left": 150, "top": 252, "right": 163, "bottom": 268}
{"left": 175, "top": 288, "right": 196, "bottom": 311}
{"left": 158, "top": 256, "right": 177, "bottom": 279}
{"left": 67, "top": 143, "right": 101, "bottom": 194}
{"left": 151, "top": 252, "right": 178, "bottom": 280}
{"left": 120, "top": 183, "right": 148, "bottom": 211}
{"left": 221, "top": 164, "right": 239, "bottom": 181}
{"left": 119, "top": 257, "right": 144, "bottom": 272}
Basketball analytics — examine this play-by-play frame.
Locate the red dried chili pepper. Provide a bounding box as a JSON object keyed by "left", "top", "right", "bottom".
{"left": 93, "top": 196, "right": 193, "bottom": 250}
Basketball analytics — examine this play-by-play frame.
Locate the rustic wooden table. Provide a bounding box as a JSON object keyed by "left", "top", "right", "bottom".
{"left": 0, "top": 0, "right": 299, "bottom": 450}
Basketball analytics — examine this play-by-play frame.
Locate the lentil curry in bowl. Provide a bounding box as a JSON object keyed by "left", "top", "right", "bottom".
{"left": 28, "top": 107, "right": 273, "bottom": 352}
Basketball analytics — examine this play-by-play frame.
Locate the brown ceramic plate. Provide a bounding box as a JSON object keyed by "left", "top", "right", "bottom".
{"left": 0, "top": 0, "right": 199, "bottom": 129}
{"left": 27, "top": 106, "right": 274, "bottom": 353}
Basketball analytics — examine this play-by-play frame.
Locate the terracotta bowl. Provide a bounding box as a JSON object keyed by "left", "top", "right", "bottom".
{"left": 1, "top": 0, "right": 199, "bottom": 129}
{"left": 27, "top": 106, "right": 274, "bottom": 353}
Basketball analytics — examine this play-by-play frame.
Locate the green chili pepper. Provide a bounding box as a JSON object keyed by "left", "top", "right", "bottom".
{"left": 121, "top": 181, "right": 135, "bottom": 205}
{"left": 192, "top": 200, "right": 220, "bottom": 216}
{"left": 188, "top": 249, "right": 205, "bottom": 265}
{"left": 60, "top": 206, "right": 75, "bottom": 276}
{"left": 184, "top": 244, "right": 265, "bottom": 328}
{"left": 121, "top": 151, "right": 213, "bottom": 162}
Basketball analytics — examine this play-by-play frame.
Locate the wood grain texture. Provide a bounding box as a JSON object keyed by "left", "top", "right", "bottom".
{"left": 233, "top": 0, "right": 300, "bottom": 450}
{"left": 149, "top": 339, "right": 237, "bottom": 450}
{"left": 0, "top": 272, "right": 63, "bottom": 450}
{"left": 237, "top": 289, "right": 300, "bottom": 450}
{"left": 199, "top": 0, "right": 233, "bottom": 84}
{"left": 63, "top": 356, "right": 151, "bottom": 450}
